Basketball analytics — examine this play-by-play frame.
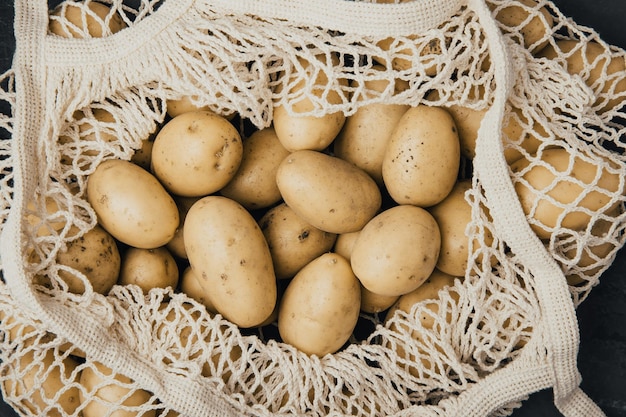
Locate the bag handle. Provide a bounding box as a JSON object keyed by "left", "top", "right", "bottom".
{"left": 468, "top": 0, "right": 604, "bottom": 415}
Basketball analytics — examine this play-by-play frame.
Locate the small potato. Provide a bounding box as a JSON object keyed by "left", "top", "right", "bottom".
{"left": 166, "top": 96, "right": 213, "bottom": 118}
{"left": 382, "top": 105, "right": 460, "bottom": 207}
{"left": 25, "top": 196, "right": 68, "bottom": 237}
{"left": 334, "top": 67, "right": 410, "bottom": 185}
{"left": 538, "top": 39, "right": 626, "bottom": 113}
{"left": 58, "top": 109, "right": 119, "bottom": 165}
{"left": 273, "top": 55, "right": 347, "bottom": 151}
{"left": 166, "top": 196, "right": 201, "bottom": 259}
{"left": 333, "top": 231, "right": 361, "bottom": 261}
{"left": 80, "top": 361, "right": 155, "bottom": 417}
{"left": 259, "top": 203, "right": 337, "bottom": 280}
{"left": 118, "top": 247, "right": 179, "bottom": 293}
{"left": 49, "top": 1, "right": 126, "bottom": 38}
{"left": 130, "top": 137, "right": 154, "bottom": 171}
{"left": 151, "top": 110, "right": 243, "bottom": 197}
{"left": 220, "top": 127, "right": 291, "bottom": 210}
{"left": 510, "top": 147, "right": 624, "bottom": 239}
{"left": 54, "top": 225, "right": 121, "bottom": 294}
{"left": 360, "top": 286, "right": 399, "bottom": 314}
{"left": 86, "top": 159, "right": 179, "bottom": 249}
{"left": 3, "top": 349, "right": 81, "bottom": 417}
{"left": 376, "top": 34, "right": 445, "bottom": 77}
{"left": 491, "top": 0, "right": 554, "bottom": 54}
{"left": 184, "top": 196, "right": 277, "bottom": 328}
{"left": 179, "top": 266, "right": 218, "bottom": 313}
{"left": 276, "top": 150, "right": 382, "bottom": 234}
{"left": 351, "top": 205, "right": 441, "bottom": 297}
{"left": 278, "top": 253, "right": 361, "bottom": 356}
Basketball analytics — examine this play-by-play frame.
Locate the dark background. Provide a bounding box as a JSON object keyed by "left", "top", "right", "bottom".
{"left": 0, "top": 1, "right": 624, "bottom": 416}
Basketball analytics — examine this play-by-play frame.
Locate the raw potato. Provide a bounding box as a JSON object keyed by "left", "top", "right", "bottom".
{"left": 58, "top": 109, "right": 119, "bottom": 165}
{"left": 376, "top": 34, "right": 445, "bottom": 77}
{"left": 25, "top": 197, "right": 68, "bottom": 237}
{"left": 334, "top": 66, "right": 409, "bottom": 184}
{"left": 130, "top": 137, "right": 154, "bottom": 171}
{"left": 49, "top": 1, "right": 126, "bottom": 38}
{"left": 273, "top": 55, "right": 347, "bottom": 151}
{"left": 276, "top": 150, "right": 382, "bottom": 234}
{"left": 80, "top": 361, "right": 155, "bottom": 417}
{"left": 510, "top": 147, "right": 624, "bottom": 239}
{"left": 538, "top": 39, "right": 626, "bottom": 113}
{"left": 333, "top": 231, "right": 361, "bottom": 261}
{"left": 86, "top": 159, "right": 179, "bottom": 249}
{"left": 184, "top": 196, "right": 277, "bottom": 328}
{"left": 118, "top": 247, "right": 179, "bottom": 293}
{"left": 166, "top": 196, "right": 201, "bottom": 259}
{"left": 151, "top": 110, "right": 243, "bottom": 197}
{"left": 3, "top": 349, "right": 81, "bottom": 417}
{"left": 54, "top": 225, "right": 120, "bottom": 294}
{"left": 259, "top": 203, "right": 337, "bottom": 280}
{"left": 278, "top": 253, "right": 361, "bottom": 356}
{"left": 220, "top": 127, "right": 291, "bottom": 210}
{"left": 166, "top": 96, "right": 213, "bottom": 118}
{"left": 351, "top": 205, "right": 441, "bottom": 297}
{"left": 491, "top": 0, "right": 554, "bottom": 54}
{"left": 382, "top": 105, "right": 460, "bottom": 207}
{"left": 360, "top": 286, "right": 399, "bottom": 314}
{"left": 180, "top": 266, "right": 218, "bottom": 313}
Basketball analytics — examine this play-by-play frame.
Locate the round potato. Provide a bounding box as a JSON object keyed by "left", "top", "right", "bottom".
{"left": 278, "top": 253, "right": 361, "bottom": 356}
{"left": 259, "top": 203, "right": 337, "bottom": 280}
{"left": 184, "top": 196, "right": 277, "bottom": 328}
{"left": 166, "top": 196, "right": 201, "bottom": 259}
{"left": 360, "top": 286, "right": 399, "bottom": 314}
{"left": 538, "top": 39, "right": 626, "bottom": 113}
{"left": 333, "top": 230, "right": 361, "bottom": 261}
{"left": 351, "top": 205, "right": 441, "bottom": 297}
{"left": 491, "top": 0, "right": 554, "bottom": 54}
{"left": 49, "top": 1, "right": 126, "bottom": 38}
{"left": 276, "top": 150, "right": 382, "bottom": 234}
{"left": 382, "top": 105, "right": 460, "bottom": 207}
{"left": 510, "top": 147, "right": 624, "bottom": 239}
{"left": 86, "top": 159, "right": 179, "bottom": 249}
{"left": 220, "top": 127, "right": 291, "bottom": 210}
{"left": 58, "top": 109, "right": 119, "bottom": 166}
{"left": 376, "top": 34, "right": 445, "bottom": 77}
{"left": 273, "top": 55, "right": 347, "bottom": 151}
{"left": 179, "top": 266, "right": 218, "bottom": 314}
{"left": 334, "top": 67, "right": 409, "bottom": 185}
{"left": 80, "top": 361, "right": 155, "bottom": 417}
{"left": 3, "top": 348, "right": 81, "bottom": 417}
{"left": 118, "top": 247, "right": 179, "bottom": 293}
{"left": 166, "top": 96, "right": 213, "bottom": 118}
{"left": 151, "top": 110, "right": 243, "bottom": 197}
{"left": 54, "top": 225, "right": 120, "bottom": 294}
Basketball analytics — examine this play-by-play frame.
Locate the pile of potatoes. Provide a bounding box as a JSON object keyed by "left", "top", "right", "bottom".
{"left": 5, "top": 0, "right": 626, "bottom": 415}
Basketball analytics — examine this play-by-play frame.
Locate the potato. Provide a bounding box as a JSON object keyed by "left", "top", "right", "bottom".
{"left": 259, "top": 203, "right": 337, "bottom": 280}
{"left": 49, "top": 1, "right": 126, "bottom": 38}
{"left": 166, "top": 196, "right": 201, "bottom": 259}
{"left": 184, "top": 196, "right": 277, "bottom": 328}
{"left": 118, "top": 247, "right": 179, "bottom": 293}
{"left": 179, "top": 266, "right": 218, "bottom": 313}
{"left": 428, "top": 179, "right": 494, "bottom": 277}
{"left": 382, "top": 105, "right": 460, "bottom": 207}
{"left": 3, "top": 349, "right": 81, "bottom": 417}
{"left": 220, "top": 127, "right": 291, "bottom": 210}
{"left": 273, "top": 54, "right": 347, "bottom": 151}
{"left": 333, "top": 231, "right": 361, "bottom": 261}
{"left": 351, "top": 205, "right": 441, "bottom": 297}
{"left": 86, "top": 159, "right": 179, "bottom": 249}
{"left": 151, "top": 110, "right": 243, "bottom": 197}
{"left": 360, "top": 286, "right": 399, "bottom": 314}
{"left": 166, "top": 96, "right": 213, "bottom": 118}
{"left": 25, "top": 196, "right": 68, "bottom": 237}
{"left": 491, "top": 0, "right": 554, "bottom": 54}
{"left": 510, "top": 147, "right": 624, "bottom": 239}
{"left": 58, "top": 109, "right": 119, "bottom": 165}
{"left": 333, "top": 67, "right": 410, "bottom": 184}
{"left": 376, "top": 34, "right": 444, "bottom": 77}
{"left": 278, "top": 253, "right": 361, "bottom": 356}
{"left": 276, "top": 150, "right": 382, "bottom": 234}
{"left": 538, "top": 39, "right": 626, "bottom": 113}
{"left": 130, "top": 137, "right": 154, "bottom": 171}
{"left": 80, "top": 361, "right": 155, "bottom": 417}
{"left": 53, "top": 225, "right": 120, "bottom": 294}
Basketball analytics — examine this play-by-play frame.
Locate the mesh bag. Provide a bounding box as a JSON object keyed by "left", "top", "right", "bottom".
{"left": 1, "top": 0, "right": 625, "bottom": 416}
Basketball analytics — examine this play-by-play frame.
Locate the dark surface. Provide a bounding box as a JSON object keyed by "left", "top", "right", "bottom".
{"left": 0, "top": 1, "right": 625, "bottom": 417}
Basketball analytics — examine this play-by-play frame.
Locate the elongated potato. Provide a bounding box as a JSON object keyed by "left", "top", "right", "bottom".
{"left": 184, "top": 196, "right": 277, "bottom": 328}
{"left": 276, "top": 150, "right": 382, "bottom": 234}
{"left": 278, "top": 253, "right": 361, "bottom": 356}
{"left": 86, "top": 159, "right": 179, "bottom": 249}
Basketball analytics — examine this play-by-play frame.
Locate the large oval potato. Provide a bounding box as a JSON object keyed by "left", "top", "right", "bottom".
{"left": 382, "top": 105, "right": 460, "bottom": 207}
{"left": 351, "top": 205, "right": 441, "bottom": 297}
{"left": 184, "top": 196, "right": 277, "bottom": 328}
{"left": 86, "top": 159, "right": 179, "bottom": 249}
{"left": 276, "top": 150, "right": 382, "bottom": 234}
{"left": 510, "top": 147, "right": 624, "bottom": 239}
{"left": 278, "top": 252, "right": 361, "bottom": 356}
{"left": 151, "top": 110, "right": 243, "bottom": 197}
{"left": 259, "top": 203, "right": 337, "bottom": 280}
{"left": 220, "top": 127, "right": 291, "bottom": 210}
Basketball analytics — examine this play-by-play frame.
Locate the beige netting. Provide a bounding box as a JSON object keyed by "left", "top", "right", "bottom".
{"left": 1, "top": 0, "right": 625, "bottom": 416}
